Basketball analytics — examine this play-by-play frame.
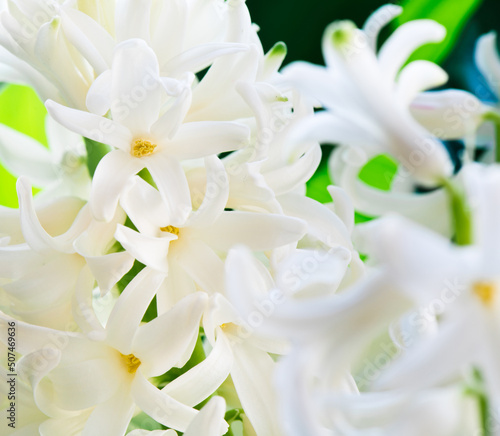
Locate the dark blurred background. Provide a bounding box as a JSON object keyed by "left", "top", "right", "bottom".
{"left": 247, "top": 0, "right": 500, "bottom": 100}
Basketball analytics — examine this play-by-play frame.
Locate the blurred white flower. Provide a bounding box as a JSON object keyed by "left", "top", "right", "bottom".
{"left": 284, "top": 7, "right": 454, "bottom": 186}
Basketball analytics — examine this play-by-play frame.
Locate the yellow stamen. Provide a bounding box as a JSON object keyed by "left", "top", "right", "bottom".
{"left": 120, "top": 353, "right": 141, "bottom": 374}
{"left": 473, "top": 281, "right": 496, "bottom": 307}
{"left": 131, "top": 139, "right": 157, "bottom": 157}
{"left": 160, "top": 225, "right": 180, "bottom": 236}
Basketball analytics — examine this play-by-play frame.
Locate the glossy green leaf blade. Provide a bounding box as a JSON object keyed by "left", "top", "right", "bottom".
{"left": 0, "top": 84, "right": 47, "bottom": 207}
{"left": 395, "top": 0, "right": 483, "bottom": 65}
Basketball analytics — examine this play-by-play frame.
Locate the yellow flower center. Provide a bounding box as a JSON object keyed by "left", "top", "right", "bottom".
{"left": 473, "top": 281, "right": 496, "bottom": 307}
{"left": 160, "top": 225, "right": 180, "bottom": 236}
{"left": 120, "top": 353, "right": 141, "bottom": 374}
{"left": 131, "top": 139, "right": 157, "bottom": 157}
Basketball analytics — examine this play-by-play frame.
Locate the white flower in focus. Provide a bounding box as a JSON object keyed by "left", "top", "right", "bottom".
{"left": 283, "top": 5, "right": 454, "bottom": 186}
{"left": 203, "top": 292, "right": 287, "bottom": 436}
{"left": 127, "top": 396, "right": 227, "bottom": 436}
{"left": 0, "top": 288, "right": 228, "bottom": 435}
{"left": 46, "top": 39, "right": 250, "bottom": 223}
{"left": 0, "top": 178, "right": 133, "bottom": 330}
{"left": 114, "top": 156, "right": 307, "bottom": 313}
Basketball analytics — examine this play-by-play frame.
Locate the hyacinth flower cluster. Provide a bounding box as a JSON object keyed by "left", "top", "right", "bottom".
{"left": 1, "top": 0, "right": 500, "bottom": 435}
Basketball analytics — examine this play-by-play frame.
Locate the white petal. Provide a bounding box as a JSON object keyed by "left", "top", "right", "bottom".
{"left": 115, "top": 0, "right": 152, "bottom": 42}
{"left": 82, "top": 384, "right": 135, "bottom": 436}
{"left": 0, "top": 123, "right": 57, "bottom": 187}
{"left": 131, "top": 370, "right": 198, "bottom": 432}
{"left": 110, "top": 39, "right": 162, "bottom": 133}
{"left": 279, "top": 193, "right": 353, "bottom": 248}
{"left": 163, "top": 333, "right": 233, "bottom": 407}
{"left": 132, "top": 293, "right": 208, "bottom": 377}
{"left": 327, "top": 186, "right": 354, "bottom": 233}
{"left": 72, "top": 266, "right": 106, "bottom": 336}
{"left": 150, "top": 87, "right": 192, "bottom": 141}
{"left": 16, "top": 177, "right": 73, "bottom": 253}
{"left": 46, "top": 100, "right": 133, "bottom": 151}
{"left": 85, "top": 251, "right": 135, "bottom": 295}
{"left": 378, "top": 19, "right": 446, "bottom": 81}
{"left": 90, "top": 150, "right": 144, "bottom": 222}
{"left": 162, "top": 43, "right": 248, "bottom": 77}
{"left": 41, "top": 355, "right": 125, "bottom": 412}
{"left": 86, "top": 70, "right": 112, "bottom": 115}
{"left": 114, "top": 224, "right": 172, "bottom": 273}
{"left": 184, "top": 396, "right": 228, "bottom": 436}
{"left": 397, "top": 60, "right": 448, "bottom": 106}
{"left": 119, "top": 177, "right": 169, "bottom": 235}
{"left": 165, "top": 121, "right": 249, "bottom": 160}
{"left": 196, "top": 211, "right": 307, "bottom": 251}
{"left": 362, "top": 4, "right": 403, "bottom": 51}
{"left": 175, "top": 238, "right": 226, "bottom": 294}
{"left": 231, "top": 341, "right": 281, "bottom": 436}
{"left": 410, "top": 90, "right": 486, "bottom": 140}
{"left": 187, "top": 156, "right": 228, "bottom": 227}
{"left": 145, "top": 152, "right": 191, "bottom": 226}
{"left": 264, "top": 143, "right": 321, "bottom": 196}
{"left": 60, "top": 8, "right": 114, "bottom": 75}
{"left": 105, "top": 267, "right": 166, "bottom": 354}
{"left": 0, "top": 311, "right": 79, "bottom": 356}
{"left": 475, "top": 31, "right": 500, "bottom": 97}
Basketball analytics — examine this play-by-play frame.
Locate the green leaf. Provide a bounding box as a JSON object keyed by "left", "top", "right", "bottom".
{"left": 358, "top": 154, "right": 398, "bottom": 192}
{"left": 395, "top": 0, "right": 483, "bottom": 65}
{"left": 84, "top": 137, "right": 112, "bottom": 178}
{"left": 306, "top": 161, "right": 332, "bottom": 203}
{"left": 0, "top": 84, "right": 47, "bottom": 207}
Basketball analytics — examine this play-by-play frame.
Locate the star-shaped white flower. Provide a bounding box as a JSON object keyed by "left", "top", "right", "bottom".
{"left": 46, "top": 38, "right": 250, "bottom": 223}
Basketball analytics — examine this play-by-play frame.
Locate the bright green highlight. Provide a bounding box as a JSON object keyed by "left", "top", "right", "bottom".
{"left": 443, "top": 178, "right": 473, "bottom": 246}
{"left": 306, "top": 160, "right": 332, "bottom": 203}
{"left": 396, "top": 0, "right": 483, "bottom": 65}
{"left": 358, "top": 154, "right": 398, "bottom": 191}
{"left": 0, "top": 84, "right": 47, "bottom": 208}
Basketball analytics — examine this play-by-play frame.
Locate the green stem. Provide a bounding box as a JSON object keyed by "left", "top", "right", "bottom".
{"left": 84, "top": 137, "right": 111, "bottom": 177}
{"left": 152, "top": 330, "right": 206, "bottom": 389}
{"left": 442, "top": 178, "right": 473, "bottom": 246}
{"left": 483, "top": 111, "right": 500, "bottom": 164}
{"left": 465, "top": 368, "right": 491, "bottom": 436}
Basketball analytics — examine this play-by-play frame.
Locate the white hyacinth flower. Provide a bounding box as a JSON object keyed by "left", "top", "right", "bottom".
{"left": 0, "top": 178, "right": 133, "bottom": 330}
{"left": 46, "top": 39, "right": 250, "bottom": 223}
{"left": 114, "top": 157, "right": 307, "bottom": 312}
{"left": 127, "top": 396, "right": 228, "bottom": 436}
{"left": 283, "top": 6, "right": 454, "bottom": 187}
{"left": 0, "top": 288, "right": 231, "bottom": 435}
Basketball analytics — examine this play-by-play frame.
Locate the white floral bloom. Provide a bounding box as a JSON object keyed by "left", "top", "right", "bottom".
{"left": 0, "top": 116, "right": 90, "bottom": 201}
{"left": 127, "top": 396, "right": 228, "bottom": 436}
{"left": 0, "top": 353, "right": 92, "bottom": 436}
{"left": 46, "top": 39, "right": 250, "bottom": 223}
{"left": 283, "top": 6, "right": 454, "bottom": 187}
{"left": 476, "top": 31, "right": 500, "bottom": 100}
{"left": 203, "top": 291, "right": 287, "bottom": 436}
{"left": 355, "top": 165, "right": 500, "bottom": 411}
{"left": 0, "top": 287, "right": 230, "bottom": 435}
{"left": 0, "top": 0, "right": 250, "bottom": 108}
{"left": 0, "top": 178, "right": 133, "bottom": 329}
{"left": 0, "top": 0, "right": 94, "bottom": 108}
{"left": 114, "top": 156, "right": 307, "bottom": 313}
